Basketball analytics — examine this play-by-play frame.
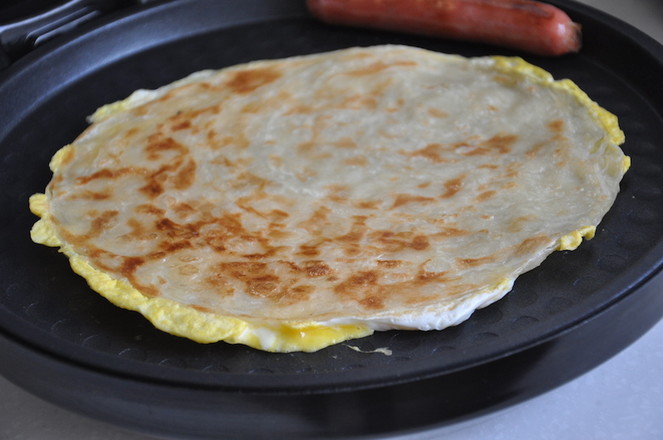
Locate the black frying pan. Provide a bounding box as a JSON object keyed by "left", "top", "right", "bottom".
{"left": 1, "top": 1, "right": 662, "bottom": 438}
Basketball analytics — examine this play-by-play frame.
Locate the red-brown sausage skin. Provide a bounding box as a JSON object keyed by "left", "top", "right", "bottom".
{"left": 307, "top": 0, "right": 581, "bottom": 56}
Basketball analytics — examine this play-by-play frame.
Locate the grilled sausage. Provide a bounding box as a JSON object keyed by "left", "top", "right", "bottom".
{"left": 307, "top": 0, "right": 582, "bottom": 56}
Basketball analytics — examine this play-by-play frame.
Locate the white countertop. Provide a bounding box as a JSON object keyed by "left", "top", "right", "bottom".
{"left": 2, "top": 1, "right": 662, "bottom": 439}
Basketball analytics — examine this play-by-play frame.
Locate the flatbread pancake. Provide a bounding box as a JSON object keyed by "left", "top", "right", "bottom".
{"left": 30, "top": 45, "right": 628, "bottom": 352}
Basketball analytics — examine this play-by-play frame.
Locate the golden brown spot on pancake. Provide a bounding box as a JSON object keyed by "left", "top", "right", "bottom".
{"left": 326, "top": 193, "right": 348, "bottom": 205}
{"left": 333, "top": 270, "right": 387, "bottom": 310}
{"left": 500, "top": 162, "right": 522, "bottom": 179}
{"left": 214, "top": 261, "right": 266, "bottom": 278}
{"left": 203, "top": 271, "right": 236, "bottom": 297}
{"left": 284, "top": 104, "right": 315, "bottom": 115}
{"left": 475, "top": 190, "right": 496, "bottom": 202}
{"left": 493, "top": 74, "right": 518, "bottom": 86}
{"left": 120, "top": 256, "right": 145, "bottom": 276}
{"left": 331, "top": 137, "right": 357, "bottom": 149}
{"left": 83, "top": 243, "right": 109, "bottom": 261}
{"left": 299, "top": 261, "right": 332, "bottom": 277}
{"left": 240, "top": 101, "right": 263, "bottom": 114}
{"left": 339, "top": 94, "right": 379, "bottom": 110}
{"left": 210, "top": 261, "right": 312, "bottom": 304}
{"left": 75, "top": 167, "right": 134, "bottom": 185}
{"left": 189, "top": 304, "right": 213, "bottom": 313}
{"left": 131, "top": 105, "right": 149, "bottom": 117}
{"left": 392, "top": 193, "right": 436, "bottom": 208}
{"left": 145, "top": 135, "right": 188, "bottom": 160}
{"left": 135, "top": 204, "right": 165, "bottom": 216}
{"left": 457, "top": 255, "right": 496, "bottom": 268}
{"left": 359, "top": 295, "right": 384, "bottom": 310}
{"left": 326, "top": 184, "right": 348, "bottom": 194}
{"left": 242, "top": 242, "right": 289, "bottom": 259}
{"left": 508, "top": 215, "right": 537, "bottom": 232}
{"left": 344, "top": 60, "right": 418, "bottom": 76}
{"left": 125, "top": 218, "right": 145, "bottom": 236}
{"left": 515, "top": 234, "right": 551, "bottom": 256}
{"left": 268, "top": 210, "right": 289, "bottom": 221}
{"left": 548, "top": 119, "right": 564, "bottom": 133}
{"left": 440, "top": 175, "right": 465, "bottom": 199}
{"left": 335, "top": 270, "right": 378, "bottom": 294}
{"left": 187, "top": 304, "right": 210, "bottom": 313}
{"left": 289, "top": 260, "right": 333, "bottom": 278}
{"left": 206, "top": 129, "right": 218, "bottom": 144}
{"left": 555, "top": 159, "right": 568, "bottom": 168}
{"left": 172, "top": 159, "right": 196, "bottom": 190}
{"left": 247, "top": 275, "right": 280, "bottom": 297}
{"left": 154, "top": 217, "right": 199, "bottom": 241}
{"left": 410, "top": 235, "right": 430, "bottom": 250}
{"left": 268, "top": 228, "right": 293, "bottom": 241}
{"left": 159, "top": 239, "right": 194, "bottom": 253}
{"left": 343, "top": 155, "right": 368, "bottom": 166}
{"left": 171, "top": 120, "right": 191, "bottom": 131}
{"left": 372, "top": 231, "right": 430, "bottom": 252}
{"left": 120, "top": 218, "right": 159, "bottom": 243}
{"left": 210, "top": 154, "right": 237, "bottom": 169}
{"left": 354, "top": 200, "right": 380, "bottom": 210}
{"left": 172, "top": 202, "right": 196, "bottom": 219}
{"left": 225, "top": 66, "right": 282, "bottom": 94}
{"left": 297, "top": 243, "right": 322, "bottom": 257}
{"left": 213, "top": 136, "right": 238, "bottom": 149}
{"left": 232, "top": 172, "right": 272, "bottom": 191}
{"left": 336, "top": 217, "right": 367, "bottom": 257}
{"left": 416, "top": 270, "right": 449, "bottom": 282}
{"left": 177, "top": 254, "right": 199, "bottom": 263}
{"left": 180, "top": 104, "right": 222, "bottom": 121}
{"left": 402, "top": 143, "right": 450, "bottom": 163}
{"left": 84, "top": 210, "right": 118, "bottom": 239}
{"left": 292, "top": 284, "right": 315, "bottom": 296}
{"left": 70, "top": 189, "right": 113, "bottom": 200}
{"left": 456, "top": 134, "right": 517, "bottom": 156}
{"left": 386, "top": 98, "right": 405, "bottom": 112}
{"left": 377, "top": 260, "right": 402, "bottom": 268}
{"left": 206, "top": 235, "right": 227, "bottom": 253}
{"left": 155, "top": 84, "right": 199, "bottom": 104}
{"left": 481, "top": 134, "right": 517, "bottom": 154}
{"left": 526, "top": 140, "right": 547, "bottom": 158}
{"left": 298, "top": 206, "right": 332, "bottom": 233}
{"left": 427, "top": 108, "right": 448, "bottom": 118}
{"left": 268, "top": 155, "right": 283, "bottom": 168}
{"left": 131, "top": 281, "right": 160, "bottom": 298}
{"left": 379, "top": 268, "right": 454, "bottom": 306}
{"left": 139, "top": 180, "right": 164, "bottom": 198}
{"left": 297, "top": 141, "right": 316, "bottom": 154}
{"left": 404, "top": 295, "right": 439, "bottom": 305}
{"left": 433, "top": 227, "right": 470, "bottom": 238}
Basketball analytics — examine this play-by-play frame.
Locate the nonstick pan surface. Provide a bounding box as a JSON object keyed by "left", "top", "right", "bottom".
{"left": 1, "top": 0, "right": 662, "bottom": 438}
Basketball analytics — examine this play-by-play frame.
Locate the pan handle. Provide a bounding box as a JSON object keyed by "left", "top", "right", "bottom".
{"left": 0, "top": 0, "right": 147, "bottom": 69}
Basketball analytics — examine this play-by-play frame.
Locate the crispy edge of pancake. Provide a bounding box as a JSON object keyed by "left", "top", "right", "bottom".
{"left": 28, "top": 51, "right": 629, "bottom": 352}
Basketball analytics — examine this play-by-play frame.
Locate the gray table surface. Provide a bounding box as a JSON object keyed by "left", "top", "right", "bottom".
{"left": 2, "top": 0, "right": 662, "bottom": 439}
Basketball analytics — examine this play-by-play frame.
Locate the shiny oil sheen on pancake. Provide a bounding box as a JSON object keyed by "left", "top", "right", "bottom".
{"left": 30, "top": 45, "right": 628, "bottom": 352}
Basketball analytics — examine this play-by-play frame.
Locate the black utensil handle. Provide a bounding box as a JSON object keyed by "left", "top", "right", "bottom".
{"left": 0, "top": 0, "right": 136, "bottom": 68}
